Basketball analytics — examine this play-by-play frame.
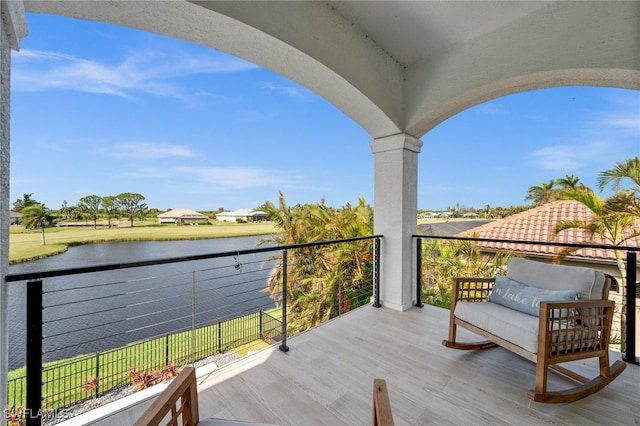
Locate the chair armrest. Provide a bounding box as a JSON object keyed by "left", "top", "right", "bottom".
{"left": 373, "top": 379, "right": 394, "bottom": 426}
{"left": 538, "top": 299, "right": 615, "bottom": 360}
{"left": 452, "top": 277, "right": 495, "bottom": 307}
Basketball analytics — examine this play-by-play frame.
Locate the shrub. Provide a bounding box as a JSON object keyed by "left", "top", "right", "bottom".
{"left": 420, "top": 238, "right": 514, "bottom": 309}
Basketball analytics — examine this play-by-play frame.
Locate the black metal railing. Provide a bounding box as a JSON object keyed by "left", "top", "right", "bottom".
{"left": 5, "top": 235, "right": 382, "bottom": 425}
{"left": 413, "top": 235, "right": 639, "bottom": 365}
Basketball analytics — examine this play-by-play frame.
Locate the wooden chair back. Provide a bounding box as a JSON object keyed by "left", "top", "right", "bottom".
{"left": 134, "top": 366, "right": 200, "bottom": 426}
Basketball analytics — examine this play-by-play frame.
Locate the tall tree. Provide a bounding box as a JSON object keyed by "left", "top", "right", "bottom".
{"left": 101, "top": 196, "right": 119, "bottom": 228}
{"left": 555, "top": 187, "right": 640, "bottom": 351}
{"left": 115, "top": 193, "right": 146, "bottom": 227}
{"left": 12, "top": 193, "right": 40, "bottom": 212}
{"left": 21, "top": 204, "right": 55, "bottom": 245}
{"left": 525, "top": 180, "right": 558, "bottom": 206}
{"left": 78, "top": 195, "right": 103, "bottom": 228}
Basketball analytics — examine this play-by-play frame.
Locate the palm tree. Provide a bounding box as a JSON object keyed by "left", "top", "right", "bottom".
{"left": 21, "top": 204, "right": 55, "bottom": 245}
{"left": 555, "top": 187, "right": 640, "bottom": 351}
{"left": 606, "top": 190, "right": 640, "bottom": 220}
{"left": 597, "top": 156, "right": 640, "bottom": 192}
{"left": 525, "top": 180, "right": 558, "bottom": 205}
{"left": 555, "top": 188, "right": 639, "bottom": 276}
{"left": 557, "top": 174, "right": 581, "bottom": 190}
{"left": 258, "top": 192, "right": 374, "bottom": 332}
{"left": 597, "top": 157, "right": 640, "bottom": 219}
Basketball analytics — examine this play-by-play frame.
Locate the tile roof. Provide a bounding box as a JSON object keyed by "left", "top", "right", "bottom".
{"left": 457, "top": 200, "right": 640, "bottom": 262}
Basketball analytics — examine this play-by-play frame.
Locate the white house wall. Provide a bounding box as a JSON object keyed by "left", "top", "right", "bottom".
{"left": 1, "top": 0, "right": 27, "bottom": 415}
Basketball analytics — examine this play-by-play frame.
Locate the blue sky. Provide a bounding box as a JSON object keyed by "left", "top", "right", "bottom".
{"left": 10, "top": 13, "right": 640, "bottom": 212}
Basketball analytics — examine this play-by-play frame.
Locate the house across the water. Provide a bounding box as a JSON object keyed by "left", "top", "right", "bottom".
{"left": 157, "top": 208, "right": 209, "bottom": 225}
{"left": 216, "top": 209, "right": 268, "bottom": 223}
{"left": 9, "top": 211, "right": 22, "bottom": 225}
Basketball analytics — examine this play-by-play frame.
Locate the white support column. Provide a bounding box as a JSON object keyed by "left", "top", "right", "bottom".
{"left": 0, "top": 0, "right": 26, "bottom": 419}
{"left": 370, "top": 133, "right": 422, "bottom": 311}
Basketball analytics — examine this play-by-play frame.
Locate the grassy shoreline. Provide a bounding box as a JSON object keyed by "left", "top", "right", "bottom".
{"left": 9, "top": 221, "right": 278, "bottom": 264}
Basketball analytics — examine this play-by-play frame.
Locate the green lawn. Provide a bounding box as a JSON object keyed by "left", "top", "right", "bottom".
{"left": 7, "top": 311, "right": 281, "bottom": 410}
{"left": 9, "top": 221, "right": 278, "bottom": 264}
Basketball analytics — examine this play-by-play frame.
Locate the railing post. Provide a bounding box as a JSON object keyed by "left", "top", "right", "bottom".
{"left": 373, "top": 237, "right": 381, "bottom": 308}
{"left": 623, "top": 251, "right": 638, "bottom": 364}
{"left": 165, "top": 334, "right": 170, "bottom": 367}
{"left": 191, "top": 271, "right": 196, "bottom": 365}
{"left": 279, "top": 250, "right": 289, "bottom": 352}
{"left": 415, "top": 238, "right": 424, "bottom": 308}
{"left": 26, "top": 279, "right": 43, "bottom": 426}
{"left": 95, "top": 352, "right": 100, "bottom": 400}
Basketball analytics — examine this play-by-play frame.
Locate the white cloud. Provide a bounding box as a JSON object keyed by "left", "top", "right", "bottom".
{"left": 100, "top": 142, "right": 197, "bottom": 159}
{"left": 117, "top": 164, "right": 297, "bottom": 195}
{"left": 175, "top": 165, "right": 289, "bottom": 189}
{"left": 531, "top": 140, "right": 613, "bottom": 171}
{"left": 590, "top": 92, "right": 640, "bottom": 137}
{"left": 256, "top": 82, "right": 308, "bottom": 99}
{"left": 478, "top": 103, "right": 509, "bottom": 115}
{"left": 124, "top": 166, "right": 174, "bottom": 179}
{"left": 11, "top": 48, "right": 258, "bottom": 99}
{"left": 600, "top": 114, "right": 640, "bottom": 132}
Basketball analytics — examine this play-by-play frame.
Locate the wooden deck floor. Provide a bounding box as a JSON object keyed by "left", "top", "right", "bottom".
{"left": 90, "top": 304, "right": 639, "bottom": 426}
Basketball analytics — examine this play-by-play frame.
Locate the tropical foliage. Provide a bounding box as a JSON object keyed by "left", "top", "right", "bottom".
{"left": 553, "top": 157, "right": 640, "bottom": 352}
{"left": 12, "top": 193, "right": 42, "bottom": 212}
{"left": 420, "top": 238, "right": 513, "bottom": 309}
{"left": 525, "top": 180, "right": 558, "bottom": 205}
{"left": 258, "top": 192, "right": 374, "bottom": 333}
{"left": 553, "top": 157, "right": 640, "bottom": 278}
{"left": 525, "top": 175, "right": 585, "bottom": 206}
{"left": 554, "top": 187, "right": 640, "bottom": 278}
{"left": 597, "top": 156, "right": 640, "bottom": 193}
{"left": 598, "top": 156, "right": 640, "bottom": 218}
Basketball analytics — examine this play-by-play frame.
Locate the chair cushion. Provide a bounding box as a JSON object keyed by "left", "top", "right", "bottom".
{"left": 455, "top": 301, "right": 596, "bottom": 354}
{"left": 454, "top": 301, "right": 540, "bottom": 353}
{"left": 506, "top": 258, "right": 605, "bottom": 300}
{"left": 487, "top": 275, "right": 577, "bottom": 316}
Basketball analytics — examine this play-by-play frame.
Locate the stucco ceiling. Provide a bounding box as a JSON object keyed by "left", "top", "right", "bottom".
{"left": 24, "top": 1, "right": 640, "bottom": 140}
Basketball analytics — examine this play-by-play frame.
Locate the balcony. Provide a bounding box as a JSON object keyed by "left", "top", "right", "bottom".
{"left": 5, "top": 236, "right": 639, "bottom": 425}
{"left": 69, "top": 304, "right": 639, "bottom": 425}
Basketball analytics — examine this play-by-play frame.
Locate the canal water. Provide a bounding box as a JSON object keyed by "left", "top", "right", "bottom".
{"left": 7, "top": 236, "right": 277, "bottom": 370}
